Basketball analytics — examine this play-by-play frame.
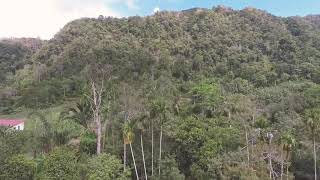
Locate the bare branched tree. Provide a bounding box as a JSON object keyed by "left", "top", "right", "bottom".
{"left": 87, "top": 63, "right": 112, "bottom": 155}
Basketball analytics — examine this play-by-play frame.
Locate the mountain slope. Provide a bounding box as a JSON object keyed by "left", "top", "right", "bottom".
{"left": 3, "top": 7, "right": 320, "bottom": 179}
{"left": 29, "top": 7, "right": 320, "bottom": 86}
{"left": 0, "top": 38, "right": 43, "bottom": 84}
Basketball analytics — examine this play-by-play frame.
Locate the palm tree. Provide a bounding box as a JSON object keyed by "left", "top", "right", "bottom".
{"left": 28, "top": 111, "right": 53, "bottom": 154}
{"left": 136, "top": 115, "right": 148, "bottom": 180}
{"left": 123, "top": 121, "right": 139, "bottom": 180}
{"left": 150, "top": 98, "right": 168, "bottom": 177}
{"left": 59, "top": 100, "right": 92, "bottom": 129}
{"left": 305, "top": 108, "right": 320, "bottom": 180}
{"left": 279, "top": 132, "right": 296, "bottom": 180}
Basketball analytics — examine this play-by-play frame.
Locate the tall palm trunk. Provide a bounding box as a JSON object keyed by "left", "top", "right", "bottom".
{"left": 159, "top": 126, "right": 163, "bottom": 177}
{"left": 124, "top": 143, "right": 126, "bottom": 171}
{"left": 151, "top": 120, "right": 154, "bottom": 177}
{"left": 313, "top": 135, "right": 317, "bottom": 180}
{"left": 130, "top": 142, "right": 139, "bottom": 180}
{"left": 141, "top": 132, "right": 147, "bottom": 180}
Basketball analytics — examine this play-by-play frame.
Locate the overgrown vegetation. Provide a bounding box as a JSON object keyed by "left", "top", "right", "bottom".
{"left": 1, "top": 6, "right": 320, "bottom": 179}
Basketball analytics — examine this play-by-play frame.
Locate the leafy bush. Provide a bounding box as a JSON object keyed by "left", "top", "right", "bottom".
{"left": 80, "top": 132, "right": 96, "bottom": 155}
{"left": 87, "top": 153, "right": 130, "bottom": 180}
{"left": 39, "top": 147, "right": 80, "bottom": 180}
{"left": 0, "top": 154, "right": 36, "bottom": 180}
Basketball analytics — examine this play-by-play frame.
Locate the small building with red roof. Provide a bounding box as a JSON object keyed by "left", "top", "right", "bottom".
{"left": 0, "top": 119, "right": 24, "bottom": 130}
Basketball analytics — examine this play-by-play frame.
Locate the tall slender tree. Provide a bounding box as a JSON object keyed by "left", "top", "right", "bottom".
{"left": 120, "top": 83, "right": 145, "bottom": 179}
{"left": 150, "top": 98, "right": 168, "bottom": 177}
{"left": 137, "top": 115, "right": 148, "bottom": 180}
{"left": 123, "top": 121, "right": 139, "bottom": 180}
{"left": 279, "top": 132, "right": 296, "bottom": 180}
{"left": 86, "top": 63, "right": 112, "bottom": 155}
{"left": 304, "top": 108, "right": 320, "bottom": 180}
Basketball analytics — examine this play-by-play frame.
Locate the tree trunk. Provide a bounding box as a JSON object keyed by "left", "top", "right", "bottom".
{"left": 268, "top": 138, "right": 273, "bottom": 179}
{"left": 159, "top": 126, "right": 163, "bottom": 177}
{"left": 151, "top": 120, "right": 154, "bottom": 177}
{"left": 130, "top": 142, "right": 139, "bottom": 180}
{"left": 141, "top": 132, "right": 148, "bottom": 180}
{"left": 101, "top": 119, "right": 109, "bottom": 153}
{"left": 90, "top": 81, "right": 104, "bottom": 155}
{"left": 245, "top": 127, "right": 250, "bottom": 167}
{"left": 96, "top": 115, "right": 102, "bottom": 154}
{"left": 269, "top": 155, "right": 272, "bottom": 179}
{"left": 286, "top": 162, "right": 289, "bottom": 180}
{"left": 124, "top": 143, "right": 126, "bottom": 171}
{"left": 314, "top": 135, "right": 317, "bottom": 180}
{"left": 112, "top": 124, "right": 115, "bottom": 150}
{"left": 101, "top": 128, "right": 106, "bottom": 152}
{"left": 228, "top": 111, "right": 232, "bottom": 128}
{"left": 280, "top": 150, "right": 284, "bottom": 180}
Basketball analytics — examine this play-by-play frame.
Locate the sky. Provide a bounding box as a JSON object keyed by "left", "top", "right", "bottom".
{"left": 0, "top": 0, "right": 320, "bottom": 40}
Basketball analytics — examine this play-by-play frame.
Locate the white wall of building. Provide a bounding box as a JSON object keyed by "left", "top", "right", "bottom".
{"left": 12, "top": 123, "right": 24, "bottom": 130}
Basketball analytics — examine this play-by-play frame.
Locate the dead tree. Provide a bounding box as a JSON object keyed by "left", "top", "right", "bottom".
{"left": 87, "top": 64, "right": 112, "bottom": 155}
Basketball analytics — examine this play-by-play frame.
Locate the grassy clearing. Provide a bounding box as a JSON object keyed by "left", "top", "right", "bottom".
{"left": 0, "top": 103, "right": 74, "bottom": 130}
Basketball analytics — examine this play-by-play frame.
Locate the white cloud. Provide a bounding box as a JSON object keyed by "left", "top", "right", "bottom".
{"left": 0, "top": 0, "right": 127, "bottom": 39}
{"left": 109, "top": 0, "right": 139, "bottom": 10}
{"left": 125, "top": 0, "right": 139, "bottom": 10}
{"left": 153, "top": 7, "right": 160, "bottom": 13}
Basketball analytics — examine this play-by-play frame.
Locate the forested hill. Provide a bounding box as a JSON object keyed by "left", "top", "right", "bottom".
{"left": 1, "top": 6, "right": 320, "bottom": 180}
{"left": 0, "top": 38, "right": 43, "bottom": 84}
{"left": 29, "top": 7, "right": 320, "bottom": 85}
{"left": 0, "top": 38, "right": 43, "bottom": 113}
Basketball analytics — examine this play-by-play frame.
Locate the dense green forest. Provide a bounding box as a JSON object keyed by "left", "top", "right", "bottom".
{"left": 1, "top": 6, "right": 320, "bottom": 179}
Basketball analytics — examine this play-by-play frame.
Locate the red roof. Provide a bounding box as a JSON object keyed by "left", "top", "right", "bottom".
{"left": 0, "top": 119, "right": 24, "bottom": 127}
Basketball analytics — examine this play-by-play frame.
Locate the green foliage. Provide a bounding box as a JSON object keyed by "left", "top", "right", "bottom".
{"left": 0, "top": 128, "right": 28, "bottom": 164}
{"left": 2, "top": 7, "right": 320, "bottom": 179}
{"left": 60, "top": 100, "right": 92, "bottom": 129}
{"left": 123, "top": 121, "right": 135, "bottom": 144}
{"left": 174, "top": 116, "right": 241, "bottom": 175}
{"left": 87, "top": 153, "right": 130, "bottom": 180}
{"left": 221, "top": 165, "right": 262, "bottom": 180}
{"left": 39, "top": 147, "right": 80, "bottom": 180}
{"left": 304, "top": 108, "right": 320, "bottom": 135}
{"left": 155, "top": 156, "right": 185, "bottom": 180}
{"left": 190, "top": 80, "right": 222, "bottom": 117}
{"left": 0, "top": 39, "right": 41, "bottom": 84}
{"left": 191, "top": 81, "right": 222, "bottom": 105}
{"left": 17, "top": 79, "right": 75, "bottom": 108}
{"left": 279, "top": 131, "right": 296, "bottom": 152}
{"left": 80, "top": 132, "right": 96, "bottom": 155}
{"left": 0, "top": 154, "right": 36, "bottom": 180}
{"left": 254, "top": 117, "right": 270, "bottom": 129}
{"left": 304, "top": 85, "right": 320, "bottom": 107}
